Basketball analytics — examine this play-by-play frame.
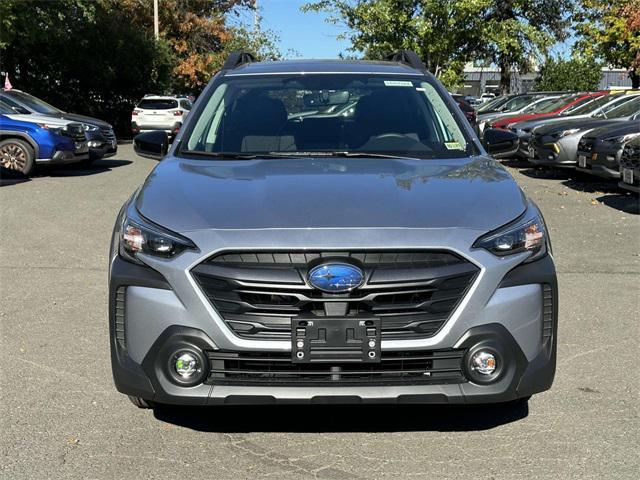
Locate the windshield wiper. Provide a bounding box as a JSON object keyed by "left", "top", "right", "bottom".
{"left": 179, "top": 150, "right": 303, "bottom": 160}
{"left": 268, "top": 151, "right": 418, "bottom": 160}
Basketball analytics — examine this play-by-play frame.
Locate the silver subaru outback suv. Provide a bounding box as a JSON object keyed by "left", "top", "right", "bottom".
{"left": 110, "top": 51, "right": 557, "bottom": 408}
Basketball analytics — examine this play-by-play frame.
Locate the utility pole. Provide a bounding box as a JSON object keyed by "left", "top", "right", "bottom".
{"left": 153, "top": 0, "right": 159, "bottom": 40}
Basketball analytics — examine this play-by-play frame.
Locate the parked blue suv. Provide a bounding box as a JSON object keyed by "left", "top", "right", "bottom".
{"left": 0, "top": 102, "right": 88, "bottom": 176}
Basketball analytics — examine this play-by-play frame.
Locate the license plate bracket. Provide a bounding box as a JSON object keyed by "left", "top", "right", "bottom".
{"left": 623, "top": 168, "right": 634, "bottom": 184}
{"left": 292, "top": 317, "right": 381, "bottom": 363}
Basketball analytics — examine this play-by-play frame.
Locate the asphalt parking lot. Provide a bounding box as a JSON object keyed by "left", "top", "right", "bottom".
{"left": 1, "top": 145, "right": 638, "bottom": 480}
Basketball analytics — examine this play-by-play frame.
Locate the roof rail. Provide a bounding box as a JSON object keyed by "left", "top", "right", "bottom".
{"left": 223, "top": 51, "right": 257, "bottom": 70}
{"left": 384, "top": 50, "right": 426, "bottom": 71}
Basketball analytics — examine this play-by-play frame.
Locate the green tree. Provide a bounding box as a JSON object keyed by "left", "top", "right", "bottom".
{"left": 575, "top": 0, "right": 640, "bottom": 88}
{"left": 533, "top": 56, "right": 602, "bottom": 91}
{"left": 303, "top": 0, "right": 575, "bottom": 93}
{"left": 302, "top": 0, "right": 488, "bottom": 89}
{"left": 479, "top": 0, "right": 574, "bottom": 93}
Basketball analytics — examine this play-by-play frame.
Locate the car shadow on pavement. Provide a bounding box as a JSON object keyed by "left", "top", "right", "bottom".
{"left": 0, "top": 175, "right": 31, "bottom": 187}
{"left": 35, "top": 158, "right": 132, "bottom": 177}
{"left": 153, "top": 402, "right": 529, "bottom": 433}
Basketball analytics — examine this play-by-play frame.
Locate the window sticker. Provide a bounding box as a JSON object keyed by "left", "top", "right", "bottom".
{"left": 384, "top": 80, "right": 414, "bottom": 87}
{"left": 445, "top": 141, "right": 463, "bottom": 150}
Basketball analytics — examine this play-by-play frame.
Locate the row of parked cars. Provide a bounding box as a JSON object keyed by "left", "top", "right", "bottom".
{"left": 0, "top": 89, "right": 117, "bottom": 177}
{"left": 475, "top": 89, "right": 640, "bottom": 193}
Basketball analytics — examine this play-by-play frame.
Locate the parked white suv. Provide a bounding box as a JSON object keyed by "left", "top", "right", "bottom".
{"left": 131, "top": 95, "right": 192, "bottom": 137}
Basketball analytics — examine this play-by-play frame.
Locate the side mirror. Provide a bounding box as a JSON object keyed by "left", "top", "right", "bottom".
{"left": 133, "top": 131, "right": 168, "bottom": 161}
{"left": 483, "top": 128, "right": 519, "bottom": 159}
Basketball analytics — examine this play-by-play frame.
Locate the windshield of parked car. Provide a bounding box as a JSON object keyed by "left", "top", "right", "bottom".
{"left": 602, "top": 95, "right": 640, "bottom": 118}
{"left": 477, "top": 96, "right": 509, "bottom": 112}
{"left": 0, "top": 102, "right": 14, "bottom": 115}
{"left": 181, "top": 74, "right": 476, "bottom": 159}
{"left": 522, "top": 97, "right": 560, "bottom": 113}
{"left": 536, "top": 95, "right": 579, "bottom": 113}
{"left": 137, "top": 98, "right": 179, "bottom": 110}
{"left": 3, "top": 91, "right": 62, "bottom": 115}
{"left": 565, "top": 94, "right": 617, "bottom": 115}
{"left": 499, "top": 95, "right": 537, "bottom": 111}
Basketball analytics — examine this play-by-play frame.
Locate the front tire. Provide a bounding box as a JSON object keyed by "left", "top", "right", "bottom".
{"left": 0, "top": 138, "right": 35, "bottom": 177}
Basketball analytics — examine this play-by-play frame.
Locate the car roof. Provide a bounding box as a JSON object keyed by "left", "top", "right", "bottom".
{"left": 224, "top": 59, "right": 425, "bottom": 76}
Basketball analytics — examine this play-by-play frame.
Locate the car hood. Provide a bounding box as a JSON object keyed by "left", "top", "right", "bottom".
{"left": 58, "top": 112, "right": 112, "bottom": 129}
{"left": 586, "top": 121, "right": 640, "bottom": 140}
{"left": 534, "top": 118, "right": 628, "bottom": 136}
{"left": 136, "top": 156, "right": 526, "bottom": 233}
{"left": 4, "top": 113, "right": 78, "bottom": 127}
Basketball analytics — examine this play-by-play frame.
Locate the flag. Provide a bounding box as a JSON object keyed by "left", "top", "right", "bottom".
{"left": 4, "top": 74, "right": 12, "bottom": 91}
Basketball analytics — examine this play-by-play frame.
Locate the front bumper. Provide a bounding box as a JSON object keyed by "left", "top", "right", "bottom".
{"left": 109, "top": 227, "right": 558, "bottom": 405}
{"left": 575, "top": 147, "right": 623, "bottom": 179}
{"left": 36, "top": 146, "right": 90, "bottom": 164}
{"left": 529, "top": 135, "right": 580, "bottom": 167}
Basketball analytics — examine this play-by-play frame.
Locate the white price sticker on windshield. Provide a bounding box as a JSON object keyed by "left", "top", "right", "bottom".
{"left": 384, "top": 80, "right": 413, "bottom": 87}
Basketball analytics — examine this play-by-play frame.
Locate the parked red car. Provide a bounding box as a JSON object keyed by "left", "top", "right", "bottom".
{"left": 488, "top": 92, "right": 608, "bottom": 129}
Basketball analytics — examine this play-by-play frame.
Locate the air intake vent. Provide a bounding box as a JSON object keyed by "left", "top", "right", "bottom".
{"left": 115, "top": 286, "right": 126, "bottom": 349}
{"left": 542, "top": 284, "right": 553, "bottom": 342}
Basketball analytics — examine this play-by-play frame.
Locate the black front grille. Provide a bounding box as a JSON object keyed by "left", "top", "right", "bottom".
{"left": 578, "top": 136, "right": 595, "bottom": 153}
{"left": 206, "top": 349, "right": 466, "bottom": 386}
{"left": 114, "top": 286, "right": 126, "bottom": 349}
{"left": 192, "top": 251, "right": 479, "bottom": 341}
{"left": 100, "top": 127, "right": 116, "bottom": 141}
{"left": 620, "top": 140, "right": 640, "bottom": 169}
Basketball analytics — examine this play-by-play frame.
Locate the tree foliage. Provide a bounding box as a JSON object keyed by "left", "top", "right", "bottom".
{"left": 303, "top": 0, "right": 574, "bottom": 92}
{"left": 533, "top": 56, "right": 602, "bottom": 91}
{"left": 0, "top": 0, "right": 279, "bottom": 135}
{"left": 575, "top": 0, "right": 640, "bottom": 88}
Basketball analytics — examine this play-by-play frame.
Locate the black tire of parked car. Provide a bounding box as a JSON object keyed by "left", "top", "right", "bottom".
{"left": 0, "top": 138, "right": 35, "bottom": 177}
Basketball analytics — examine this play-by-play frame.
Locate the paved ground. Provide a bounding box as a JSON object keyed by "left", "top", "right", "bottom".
{"left": 1, "top": 146, "right": 638, "bottom": 480}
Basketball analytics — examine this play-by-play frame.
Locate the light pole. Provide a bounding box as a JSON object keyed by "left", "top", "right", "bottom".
{"left": 153, "top": 0, "right": 159, "bottom": 40}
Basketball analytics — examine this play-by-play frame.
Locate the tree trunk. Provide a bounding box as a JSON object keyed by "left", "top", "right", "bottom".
{"left": 631, "top": 70, "right": 639, "bottom": 89}
{"left": 499, "top": 60, "right": 511, "bottom": 95}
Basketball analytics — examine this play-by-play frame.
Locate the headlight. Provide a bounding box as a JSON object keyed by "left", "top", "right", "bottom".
{"left": 84, "top": 123, "right": 99, "bottom": 132}
{"left": 118, "top": 203, "right": 197, "bottom": 264}
{"left": 556, "top": 128, "right": 580, "bottom": 138}
{"left": 38, "top": 123, "right": 65, "bottom": 134}
{"left": 473, "top": 206, "right": 549, "bottom": 262}
{"left": 602, "top": 133, "right": 640, "bottom": 144}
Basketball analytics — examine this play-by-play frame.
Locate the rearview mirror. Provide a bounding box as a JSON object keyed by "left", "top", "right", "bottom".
{"left": 133, "top": 131, "right": 168, "bottom": 161}
{"left": 483, "top": 128, "right": 519, "bottom": 159}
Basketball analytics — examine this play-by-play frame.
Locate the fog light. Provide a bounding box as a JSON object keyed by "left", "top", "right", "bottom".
{"left": 471, "top": 351, "right": 497, "bottom": 375}
{"left": 173, "top": 352, "right": 200, "bottom": 378}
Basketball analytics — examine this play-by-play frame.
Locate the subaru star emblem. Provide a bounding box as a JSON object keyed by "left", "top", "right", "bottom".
{"left": 308, "top": 263, "right": 364, "bottom": 293}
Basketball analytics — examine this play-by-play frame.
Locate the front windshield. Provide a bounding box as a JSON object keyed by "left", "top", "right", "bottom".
{"left": 522, "top": 97, "right": 559, "bottom": 113}
{"left": 566, "top": 94, "right": 616, "bottom": 116}
{"left": 477, "top": 96, "right": 509, "bottom": 112}
{"left": 182, "top": 74, "right": 475, "bottom": 159}
{"left": 604, "top": 96, "right": 640, "bottom": 118}
{"left": 537, "top": 95, "right": 577, "bottom": 113}
{"left": 5, "top": 91, "right": 61, "bottom": 115}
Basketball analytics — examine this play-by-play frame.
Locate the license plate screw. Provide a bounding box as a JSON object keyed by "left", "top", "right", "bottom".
{"left": 296, "top": 351, "right": 304, "bottom": 359}
{"left": 296, "top": 340, "right": 304, "bottom": 349}
{"left": 368, "top": 340, "right": 376, "bottom": 348}
{"left": 368, "top": 351, "right": 376, "bottom": 359}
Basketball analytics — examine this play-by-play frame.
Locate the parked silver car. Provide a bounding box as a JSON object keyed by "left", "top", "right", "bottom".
{"left": 111, "top": 51, "right": 557, "bottom": 408}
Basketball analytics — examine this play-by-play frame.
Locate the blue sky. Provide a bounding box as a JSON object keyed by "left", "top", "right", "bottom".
{"left": 255, "top": 0, "right": 352, "bottom": 58}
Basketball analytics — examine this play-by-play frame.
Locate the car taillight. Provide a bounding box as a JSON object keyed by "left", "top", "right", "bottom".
{"left": 173, "top": 110, "right": 182, "bottom": 116}
{"left": 132, "top": 110, "right": 140, "bottom": 116}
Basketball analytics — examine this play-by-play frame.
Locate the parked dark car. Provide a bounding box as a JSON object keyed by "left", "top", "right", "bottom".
{"left": 451, "top": 94, "right": 476, "bottom": 126}
{"left": 529, "top": 95, "right": 640, "bottom": 169}
{"left": 618, "top": 137, "right": 640, "bottom": 193}
{"left": 575, "top": 122, "right": 640, "bottom": 179}
{"left": 0, "top": 89, "right": 117, "bottom": 162}
{"left": 509, "top": 93, "right": 636, "bottom": 158}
